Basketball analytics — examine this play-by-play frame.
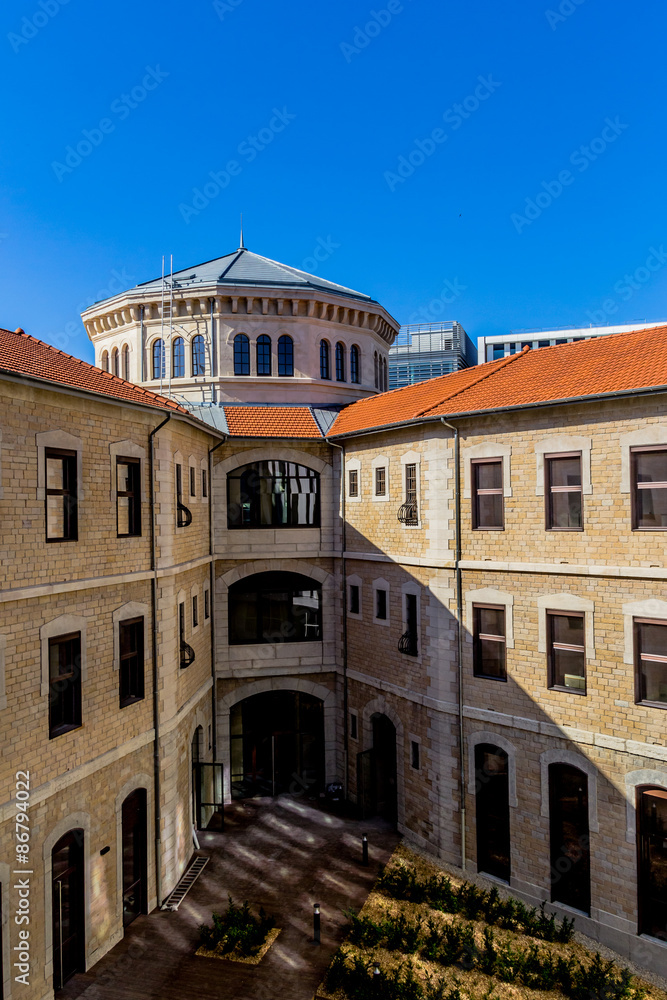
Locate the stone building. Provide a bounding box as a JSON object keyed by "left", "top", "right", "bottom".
{"left": 1, "top": 249, "right": 666, "bottom": 997}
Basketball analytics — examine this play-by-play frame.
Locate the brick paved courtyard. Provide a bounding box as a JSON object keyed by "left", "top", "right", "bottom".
{"left": 58, "top": 797, "right": 399, "bottom": 1000}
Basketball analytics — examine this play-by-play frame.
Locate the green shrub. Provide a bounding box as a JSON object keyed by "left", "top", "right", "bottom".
{"left": 198, "top": 895, "right": 275, "bottom": 957}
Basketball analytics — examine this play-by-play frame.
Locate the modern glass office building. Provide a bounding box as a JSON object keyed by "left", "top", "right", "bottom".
{"left": 388, "top": 321, "right": 476, "bottom": 389}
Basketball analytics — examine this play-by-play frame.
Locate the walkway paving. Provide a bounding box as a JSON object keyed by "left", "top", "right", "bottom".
{"left": 59, "top": 797, "right": 399, "bottom": 1000}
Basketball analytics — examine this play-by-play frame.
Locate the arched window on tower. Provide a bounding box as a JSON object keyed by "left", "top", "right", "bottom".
{"left": 335, "top": 342, "right": 346, "bottom": 382}
{"left": 257, "top": 335, "right": 271, "bottom": 376}
{"left": 233, "top": 334, "right": 250, "bottom": 375}
{"left": 122, "top": 344, "right": 130, "bottom": 381}
{"left": 350, "top": 345, "right": 361, "bottom": 384}
{"left": 101, "top": 350, "right": 109, "bottom": 372}
{"left": 192, "top": 335, "right": 206, "bottom": 376}
{"left": 278, "top": 335, "right": 294, "bottom": 377}
{"left": 320, "top": 340, "right": 331, "bottom": 380}
{"left": 383, "top": 356, "right": 388, "bottom": 391}
{"left": 112, "top": 348, "right": 119, "bottom": 377}
{"left": 172, "top": 337, "right": 185, "bottom": 378}
{"left": 152, "top": 339, "right": 165, "bottom": 380}
{"left": 374, "top": 351, "right": 379, "bottom": 388}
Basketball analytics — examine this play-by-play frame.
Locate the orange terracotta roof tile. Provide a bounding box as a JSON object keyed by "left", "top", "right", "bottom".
{"left": 0, "top": 327, "right": 187, "bottom": 413}
{"left": 329, "top": 325, "right": 667, "bottom": 435}
{"left": 223, "top": 406, "right": 322, "bottom": 438}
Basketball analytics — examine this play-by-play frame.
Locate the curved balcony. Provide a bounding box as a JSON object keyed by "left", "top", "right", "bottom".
{"left": 180, "top": 640, "right": 195, "bottom": 669}
{"left": 397, "top": 501, "right": 418, "bottom": 525}
{"left": 177, "top": 502, "right": 193, "bottom": 528}
{"left": 398, "top": 630, "right": 419, "bottom": 657}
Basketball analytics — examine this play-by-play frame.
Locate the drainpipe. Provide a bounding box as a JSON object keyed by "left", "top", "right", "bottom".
{"left": 208, "top": 435, "right": 227, "bottom": 766}
{"left": 149, "top": 412, "right": 171, "bottom": 907}
{"left": 441, "top": 417, "right": 465, "bottom": 872}
{"left": 328, "top": 439, "right": 348, "bottom": 798}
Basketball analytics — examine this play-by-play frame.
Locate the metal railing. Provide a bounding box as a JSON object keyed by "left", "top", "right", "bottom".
{"left": 397, "top": 501, "right": 418, "bottom": 525}
{"left": 398, "top": 630, "right": 419, "bottom": 656}
{"left": 180, "top": 640, "right": 195, "bottom": 669}
{"left": 177, "top": 502, "right": 193, "bottom": 527}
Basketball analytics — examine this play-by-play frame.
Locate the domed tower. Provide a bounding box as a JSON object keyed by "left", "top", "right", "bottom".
{"left": 82, "top": 246, "right": 399, "bottom": 405}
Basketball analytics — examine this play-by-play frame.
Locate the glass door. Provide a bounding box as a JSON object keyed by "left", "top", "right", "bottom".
{"left": 193, "top": 762, "right": 225, "bottom": 831}
{"left": 52, "top": 830, "right": 85, "bottom": 990}
{"left": 122, "top": 790, "right": 147, "bottom": 927}
{"left": 475, "top": 744, "right": 511, "bottom": 882}
{"left": 549, "top": 764, "right": 591, "bottom": 913}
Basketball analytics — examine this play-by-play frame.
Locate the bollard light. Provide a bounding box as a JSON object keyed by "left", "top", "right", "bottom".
{"left": 313, "top": 902, "right": 321, "bottom": 944}
{"left": 374, "top": 964, "right": 381, "bottom": 986}
{"left": 362, "top": 833, "right": 369, "bottom": 866}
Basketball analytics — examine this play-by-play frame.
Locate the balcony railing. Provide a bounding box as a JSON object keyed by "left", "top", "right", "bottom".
{"left": 397, "top": 501, "right": 418, "bottom": 525}
{"left": 398, "top": 630, "right": 419, "bottom": 657}
{"left": 180, "top": 639, "right": 195, "bottom": 669}
{"left": 177, "top": 502, "right": 193, "bottom": 528}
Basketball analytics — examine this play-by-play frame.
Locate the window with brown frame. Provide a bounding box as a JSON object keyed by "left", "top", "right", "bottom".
{"left": 473, "top": 604, "right": 507, "bottom": 680}
{"left": 635, "top": 618, "right": 667, "bottom": 707}
{"left": 547, "top": 611, "right": 586, "bottom": 693}
{"left": 375, "top": 467, "right": 386, "bottom": 496}
{"left": 545, "top": 453, "right": 582, "bottom": 530}
{"left": 116, "top": 457, "right": 141, "bottom": 537}
{"left": 349, "top": 469, "right": 359, "bottom": 497}
{"left": 119, "top": 617, "right": 144, "bottom": 707}
{"left": 472, "top": 459, "right": 503, "bottom": 529}
{"left": 45, "top": 449, "right": 78, "bottom": 541}
{"left": 632, "top": 447, "right": 667, "bottom": 529}
{"left": 49, "top": 632, "right": 82, "bottom": 737}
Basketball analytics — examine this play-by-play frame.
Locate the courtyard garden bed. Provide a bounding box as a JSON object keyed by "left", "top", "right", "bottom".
{"left": 197, "top": 895, "right": 280, "bottom": 965}
{"left": 316, "top": 845, "right": 666, "bottom": 1000}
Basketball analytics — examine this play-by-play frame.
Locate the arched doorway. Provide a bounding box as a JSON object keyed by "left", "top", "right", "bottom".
{"left": 637, "top": 786, "right": 667, "bottom": 940}
{"left": 549, "top": 763, "right": 590, "bottom": 913}
{"left": 230, "top": 691, "right": 324, "bottom": 799}
{"left": 52, "top": 830, "right": 85, "bottom": 990}
{"left": 357, "top": 714, "right": 398, "bottom": 826}
{"left": 475, "top": 743, "right": 511, "bottom": 882}
{"left": 121, "top": 790, "right": 147, "bottom": 928}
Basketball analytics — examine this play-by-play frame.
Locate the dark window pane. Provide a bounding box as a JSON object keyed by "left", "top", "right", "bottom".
{"left": 473, "top": 606, "right": 506, "bottom": 679}
{"left": 549, "top": 457, "right": 581, "bottom": 488}
{"left": 550, "top": 491, "right": 582, "bottom": 529}
{"left": 636, "top": 487, "right": 667, "bottom": 529}
{"left": 376, "top": 589, "right": 387, "bottom": 620}
{"left": 227, "top": 461, "right": 320, "bottom": 529}
{"left": 478, "top": 607, "right": 505, "bottom": 637}
{"left": 375, "top": 467, "right": 386, "bottom": 496}
{"left": 551, "top": 614, "right": 584, "bottom": 646}
{"left": 257, "top": 335, "right": 271, "bottom": 376}
{"left": 335, "top": 343, "right": 346, "bottom": 381}
{"left": 349, "top": 585, "right": 360, "bottom": 615}
{"left": 49, "top": 633, "right": 82, "bottom": 736}
{"left": 549, "top": 613, "right": 586, "bottom": 691}
{"left": 349, "top": 470, "right": 358, "bottom": 497}
{"left": 228, "top": 572, "right": 322, "bottom": 645}
{"left": 278, "top": 335, "right": 294, "bottom": 376}
{"left": 350, "top": 346, "right": 360, "bottom": 383}
{"left": 636, "top": 451, "right": 667, "bottom": 484}
{"left": 233, "top": 335, "right": 250, "bottom": 375}
{"left": 172, "top": 337, "right": 185, "bottom": 378}
{"left": 476, "top": 493, "right": 503, "bottom": 528}
{"left": 45, "top": 450, "right": 78, "bottom": 541}
{"left": 152, "top": 340, "right": 165, "bottom": 379}
{"left": 320, "top": 340, "right": 330, "bottom": 379}
{"left": 476, "top": 462, "right": 502, "bottom": 491}
{"left": 637, "top": 621, "right": 667, "bottom": 704}
{"left": 192, "top": 335, "right": 206, "bottom": 376}
{"left": 120, "top": 618, "right": 144, "bottom": 706}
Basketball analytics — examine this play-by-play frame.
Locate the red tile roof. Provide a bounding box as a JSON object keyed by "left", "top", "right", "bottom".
{"left": 224, "top": 406, "right": 322, "bottom": 438}
{"left": 0, "top": 327, "right": 187, "bottom": 413}
{"left": 329, "top": 325, "right": 667, "bottom": 436}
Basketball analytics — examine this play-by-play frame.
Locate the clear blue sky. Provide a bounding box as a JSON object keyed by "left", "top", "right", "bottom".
{"left": 1, "top": 0, "right": 666, "bottom": 362}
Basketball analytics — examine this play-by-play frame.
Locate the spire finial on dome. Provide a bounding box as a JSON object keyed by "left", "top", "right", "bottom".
{"left": 239, "top": 213, "right": 245, "bottom": 250}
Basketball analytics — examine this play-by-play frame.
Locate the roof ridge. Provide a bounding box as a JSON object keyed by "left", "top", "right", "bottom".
{"left": 414, "top": 346, "right": 530, "bottom": 418}
{"left": 217, "top": 249, "right": 245, "bottom": 280}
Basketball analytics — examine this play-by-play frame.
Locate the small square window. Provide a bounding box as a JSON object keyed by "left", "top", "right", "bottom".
{"left": 547, "top": 611, "right": 586, "bottom": 693}
{"left": 349, "top": 584, "right": 360, "bottom": 615}
{"left": 376, "top": 589, "right": 387, "bottom": 620}
{"left": 375, "top": 467, "right": 386, "bottom": 496}
{"left": 349, "top": 469, "right": 359, "bottom": 497}
{"left": 411, "top": 740, "right": 420, "bottom": 770}
{"left": 473, "top": 605, "right": 506, "bottom": 680}
{"left": 472, "top": 459, "right": 503, "bottom": 529}
{"left": 350, "top": 712, "right": 358, "bottom": 740}
{"left": 635, "top": 618, "right": 667, "bottom": 707}
{"left": 119, "top": 617, "right": 144, "bottom": 707}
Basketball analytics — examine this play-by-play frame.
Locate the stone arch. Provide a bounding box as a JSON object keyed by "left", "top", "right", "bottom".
{"left": 219, "top": 559, "right": 331, "bottom": 590}
{"left": 539, "top": 748, "right": 599, "bottom": 833}
{"left": 216, "top": 446, "right": 330, "bottom": 477}
{"left": 624, "top": 768, "right": 667, "bottom": 843}
{"left": 467, "top": 731, "right": 518, "bottom": 807}
{"left": 42, "top": 811, "right": 92, "bottom": 977}
{"left": 361, "top": 694, "right": 405, "bottom": 830}
{"left": 216, "top": 677, "right": 338, "bottom": 802}
{"left": 114, "top": 774, "right": 155, "bottom": 917}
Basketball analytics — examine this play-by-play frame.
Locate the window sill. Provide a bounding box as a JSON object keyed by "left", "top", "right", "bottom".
{"left": 545, "top": 527, "right": 584, "bottom": 532}
{"left": 548, "top": 684, "right": 587, "bottom": 696}
{"left": 120, "top": 695, "right": 145, "bottom": 709}
{"left": 472, "top": 526, "right": 504, "bottom": 531}
{"left": 46, "top": 536, "right": 79, "bottom": 544}
{"left": 49, "top": 722, "right": 82, "bottom": 739}
{"left": 472, "top": 672, "right": 507, "bottom": 682}
{"left": 636, "top": 699, "right": 667, "bottom": 710}
{"left": 632, "top": 526, "right": 667, "bottom": 531}
{"left": 227, "top": 523, "right": 322, "bottom": 531}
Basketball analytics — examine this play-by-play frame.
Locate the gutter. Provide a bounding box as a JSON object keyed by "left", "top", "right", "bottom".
{"left": 149, "top": 412, "right": 171, "bottom": 907}
{"left": 327, "top": 438, "right": 349, "bottom": 800}
{"left": 440, "top": 418, "right": 466, "bottom": 872}
{"left": 207, "top": 435, "right": 228, "bottom": 768}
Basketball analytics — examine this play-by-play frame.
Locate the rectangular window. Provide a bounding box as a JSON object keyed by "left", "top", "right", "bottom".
{"left": 375, "top": 467, "right": 386, "bottom": 496}
{"left": 119, "top": 617, "right": 144, "bottom": 707}
{"left": 411, "top": 740, "right": 420, "bottom": 770}
{"left": 202, "top": 469, "right": 208, "bottom": 498}
{"left": 45, "top": 449, "right": 78, "bottom": 541}
{"left": 546, "top": 453, "right": 582, "bottom": 530}
{"left": 473, "top": 605, "right": 506, "bottom": 680}
{"left": 176, "top": 463, "right": 183, "bottom": 501}
{"left": 547, "top": 611, "right": 586, "bottom": 693}
{"left": 349, "top": 584, "right": 360, "bottom": 615}
{"left": 632, "top": 447, "right": 667, "bottom": 529}
{"left": 635, "top": 618, "right": 667, "bottom": 707}
{"left": 349, "top": 469, "right": 359, "bottom": 497}
{"left": 116, "top": 457, "right": 141, "bottom": 537}
{"left": 375, "top": 589, "right": 387, "bottom": 620}
{"left": 192, "top": 595, "right": 198, "bottom": 628}
{"left": 405, "top": 464, "right": 417, "bottom": 504}
{"left": 204, "top": 589, "right": 210, "bottom": 620}
{"left": 190, "top": 466, "right": 196, "bottom": 498}
{"left": 350, "top": 712, "right": 358, "bottom": 740}
{"left": 179, "top": 602, "right": 185, "bottom": 642}
{"left": 472, "top": 459, "right": 503, "bottom": 529}
{"left": 48, "top": 633, "right": 82, "bottom": 737}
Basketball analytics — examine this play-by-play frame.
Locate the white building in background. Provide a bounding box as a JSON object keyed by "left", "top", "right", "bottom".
{"left": 477, "top": 320, "right": 667, "bottom": 364}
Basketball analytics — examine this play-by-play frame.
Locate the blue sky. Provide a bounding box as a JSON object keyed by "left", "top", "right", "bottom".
{"left": 1, "top": 0, "right": 666, "bottom": 362}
